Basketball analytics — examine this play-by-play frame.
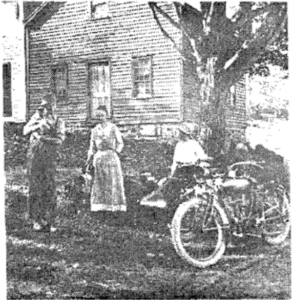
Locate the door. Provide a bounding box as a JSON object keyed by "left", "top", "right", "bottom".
{"left": 88, "top": 61, "right": 111, "bottom": 119}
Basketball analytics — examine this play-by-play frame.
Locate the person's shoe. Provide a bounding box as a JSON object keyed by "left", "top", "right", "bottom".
{"left": 33, "top": 222, "right": 43, "bottom": 231}
{"left": 140, "top": 193, "right": 167, "bottom": 208}
{"left": 50, "top": 226, "right": 57, "bottom": 233}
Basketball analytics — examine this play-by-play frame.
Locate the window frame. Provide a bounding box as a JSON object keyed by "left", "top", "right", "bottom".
{"left": 3, "top": 62, "right": 12, "bottom": 118}
{"left": 89, "top": 1, "right": 110, "bottom": 20}
{"left": 131, "top": 55, "right": 153, "bottom": 99}
{"left": 50, "top": 63, "right": 68, "bottom": 101}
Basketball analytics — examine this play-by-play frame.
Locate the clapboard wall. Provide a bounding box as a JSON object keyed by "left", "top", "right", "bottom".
{"left": 28, "top": 1, "right": 183, "bottom": 129}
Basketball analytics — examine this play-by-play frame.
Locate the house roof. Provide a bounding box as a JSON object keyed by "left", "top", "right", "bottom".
{"left": 24, "top": 1, "right": 65, "bottom": 28}
{"left": 23, "top": 1, "right": 44, "bottom": 21}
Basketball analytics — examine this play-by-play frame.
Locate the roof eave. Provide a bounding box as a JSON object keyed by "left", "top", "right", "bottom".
{"left": 23, "top": 1, "right": 49, "bottom": 27}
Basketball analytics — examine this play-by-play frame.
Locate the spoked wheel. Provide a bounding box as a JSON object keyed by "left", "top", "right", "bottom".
{"left": 171, "top": 197, "right": 228, "bottom": 268}
{"left": 263, "top": 185, "right": 290, "bottom": 245}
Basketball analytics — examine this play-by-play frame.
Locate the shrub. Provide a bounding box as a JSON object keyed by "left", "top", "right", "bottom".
{"left": 4, "top": 123, "right": 289, "bottom": 188}
{"left": 3, "top": 123, "right": 174, "bottom": 178}
{"left": 4, "top": 123, "right": 28, "bottom": 169}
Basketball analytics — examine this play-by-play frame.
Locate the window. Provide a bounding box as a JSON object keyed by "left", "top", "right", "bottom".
{"left": 51, "top": 64, "right": 68, "bottom": 99}
{"left": 90, "top": 1, "right": 109, "bottom": 19}
{"left": 3, "top": 62, "right": 12, "bottom": 117}
{"left": 88, "top": 61, "right": 111, "bottom": 119}
{"left": 132, "top": 56, "right": 152, "bottom": 98}
{"left": 229, "top": 85, "right": 236, "bottom": 107}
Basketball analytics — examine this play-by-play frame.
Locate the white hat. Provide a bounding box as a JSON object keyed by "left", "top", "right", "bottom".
{"left": 178, "top": 123, "right": 193, "bottom": 136}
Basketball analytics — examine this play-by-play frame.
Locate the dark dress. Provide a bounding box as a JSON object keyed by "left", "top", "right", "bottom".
{"left": 25, "top": 112, "right": 65, "bottom": 225}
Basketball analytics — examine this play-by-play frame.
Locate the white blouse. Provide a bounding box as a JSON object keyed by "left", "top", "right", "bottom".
{"left": 87, "top": 122, "right": 124, "bottom": 159}
{"left": 171, "top": 139, "right": 207, "bottom": 174}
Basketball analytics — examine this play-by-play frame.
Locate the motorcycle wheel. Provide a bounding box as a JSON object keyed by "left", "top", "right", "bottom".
{"left": 263, "top": 185, "right": 290, "bottom": 245}
{"left": 171, "top": 197, "right": 228, "bottom": 268}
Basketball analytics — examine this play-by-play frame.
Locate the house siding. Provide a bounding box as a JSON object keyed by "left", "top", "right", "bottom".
{"left": 225, "top": 76, "right": 246, "bottom": 133}
{"left": 2, "top": 0, "right": 26, "bottom": 122}
{"left": 28, "top": 1, "right": 183, "bottom": 129}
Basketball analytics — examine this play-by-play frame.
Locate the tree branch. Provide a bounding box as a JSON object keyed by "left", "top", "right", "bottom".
{"left": 148, "top": 3, "right": 186, "bottom": 60}
{"left": 149, "top": 2, "right": 204, "bottom": 65}
{"left": 149, "top": 2, "right": 181, "bottom": 30}
{"left": 204, "top": 1, "right": 214, "bottom": 35}
{"left": 173, "top": 2, "right": 182, "bottom": 20}
{"left": 223, "top": 40, "right": 248, "bottom": 70}
{"left": 150, "top": 2, "right": 198, "bottom": 53}
{"left": 218, "top": 5, "right": 287, "bottom": 87}
{"left": 233, "top": 4, "right": 274, "bottom": 25}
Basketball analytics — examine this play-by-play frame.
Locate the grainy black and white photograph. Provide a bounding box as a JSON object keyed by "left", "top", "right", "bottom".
{"left": 1, "top": 0, "right": 290, "bottom": 299}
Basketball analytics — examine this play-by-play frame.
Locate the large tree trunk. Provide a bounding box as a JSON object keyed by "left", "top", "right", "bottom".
{"left": 196, "top": 56, "right": 226, "bottom": 156}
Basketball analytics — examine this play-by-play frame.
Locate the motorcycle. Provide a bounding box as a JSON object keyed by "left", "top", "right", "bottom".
{"left": 169, "top": 160, "right": 290, "bottom": 268}
{"left": 84, "top": 157, "right": 290, "bottom": 268}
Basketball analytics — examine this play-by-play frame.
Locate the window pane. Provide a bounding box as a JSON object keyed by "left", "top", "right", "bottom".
{"left": 133, "top": 83, "right": 138, "bottom": 97}
{"left": 52, "top": 66, "right": 67, "bottom": 98}
{"left": 132, "top": 61, "right": 138, "bottom": 80}
{"left": 230, "top": 85, "right": 236, "bottom": 106}
{"left": 132, "top": 57, "right": 152, "bottom": 97}
{"left": 98, "top": 66, "right": 105, "bottom": 93}
{"left": 145, "top": 82, "right": 151, "bottom": 94}
{"left": 104, "top": 66, "right": 110, "bottom": 93}
{"left": 141, "top": 58, "right": 151, "bottom": 70}
{"left": 144, "top": 74, "right": 150, "bottom": 82}
{"left": 138, "top": 82, "right": 146, "bottom": 96}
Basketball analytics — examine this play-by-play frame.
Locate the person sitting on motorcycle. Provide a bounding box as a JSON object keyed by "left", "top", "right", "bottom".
{"left": 171, "top": 123, "right": 208, "bottom": 175}
{"left": 140, "top": 123, "right": 208, "bottom": 208}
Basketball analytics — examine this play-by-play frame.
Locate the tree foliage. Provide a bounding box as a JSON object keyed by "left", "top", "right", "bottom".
{"left": 149, "top": 2, "right": 287, "bottom": 86}
{"left": 248, "top": 67, "right": 289, "bottom": 120}
{"left": 148, "top": 2, "right": 287, "bottom": 154}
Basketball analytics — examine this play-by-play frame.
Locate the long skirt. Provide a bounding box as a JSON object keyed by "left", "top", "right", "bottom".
{"left": 27, "top": 140, "right": 57, "bottom": 225}
{"left": 90, "top": 150, "right": 126, "bottom": 211}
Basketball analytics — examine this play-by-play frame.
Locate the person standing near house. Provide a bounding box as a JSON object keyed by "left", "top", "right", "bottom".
{"left": 23, "top": 94, "right": 65, "bottom": 232}
{"left": 86, "top": 105, "right": 126, "bottom": 212}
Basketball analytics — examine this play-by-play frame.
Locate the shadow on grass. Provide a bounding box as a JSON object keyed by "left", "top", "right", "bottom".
{"left": 5, "top": 165, "right": 291, "bottom": 299}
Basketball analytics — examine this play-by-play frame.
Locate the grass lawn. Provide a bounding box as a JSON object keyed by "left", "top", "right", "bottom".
{"left": 5, "top": 167, "right": 291, "bottom": 299}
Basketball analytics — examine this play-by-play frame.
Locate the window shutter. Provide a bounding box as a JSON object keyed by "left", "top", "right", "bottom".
{"left": 132, "top": 59, "right": 138, "bottom": 97}
{"left": 3, "top": 62, "right": 12, "bottom": 117}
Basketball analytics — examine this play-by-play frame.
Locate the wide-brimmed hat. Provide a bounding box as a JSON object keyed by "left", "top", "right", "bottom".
{"left": 37, "top": 94, "right": 56, "bottom": 109}
{"left": 178, "top": 123, "right": 193, "bottom": 136}
{"left": 37, "top": 99, "right": 50, "bottom": 109}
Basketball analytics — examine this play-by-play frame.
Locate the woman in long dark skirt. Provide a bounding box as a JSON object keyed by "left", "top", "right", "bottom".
{"left": 23, "top": 95, "right": 65, "bottom": 232}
